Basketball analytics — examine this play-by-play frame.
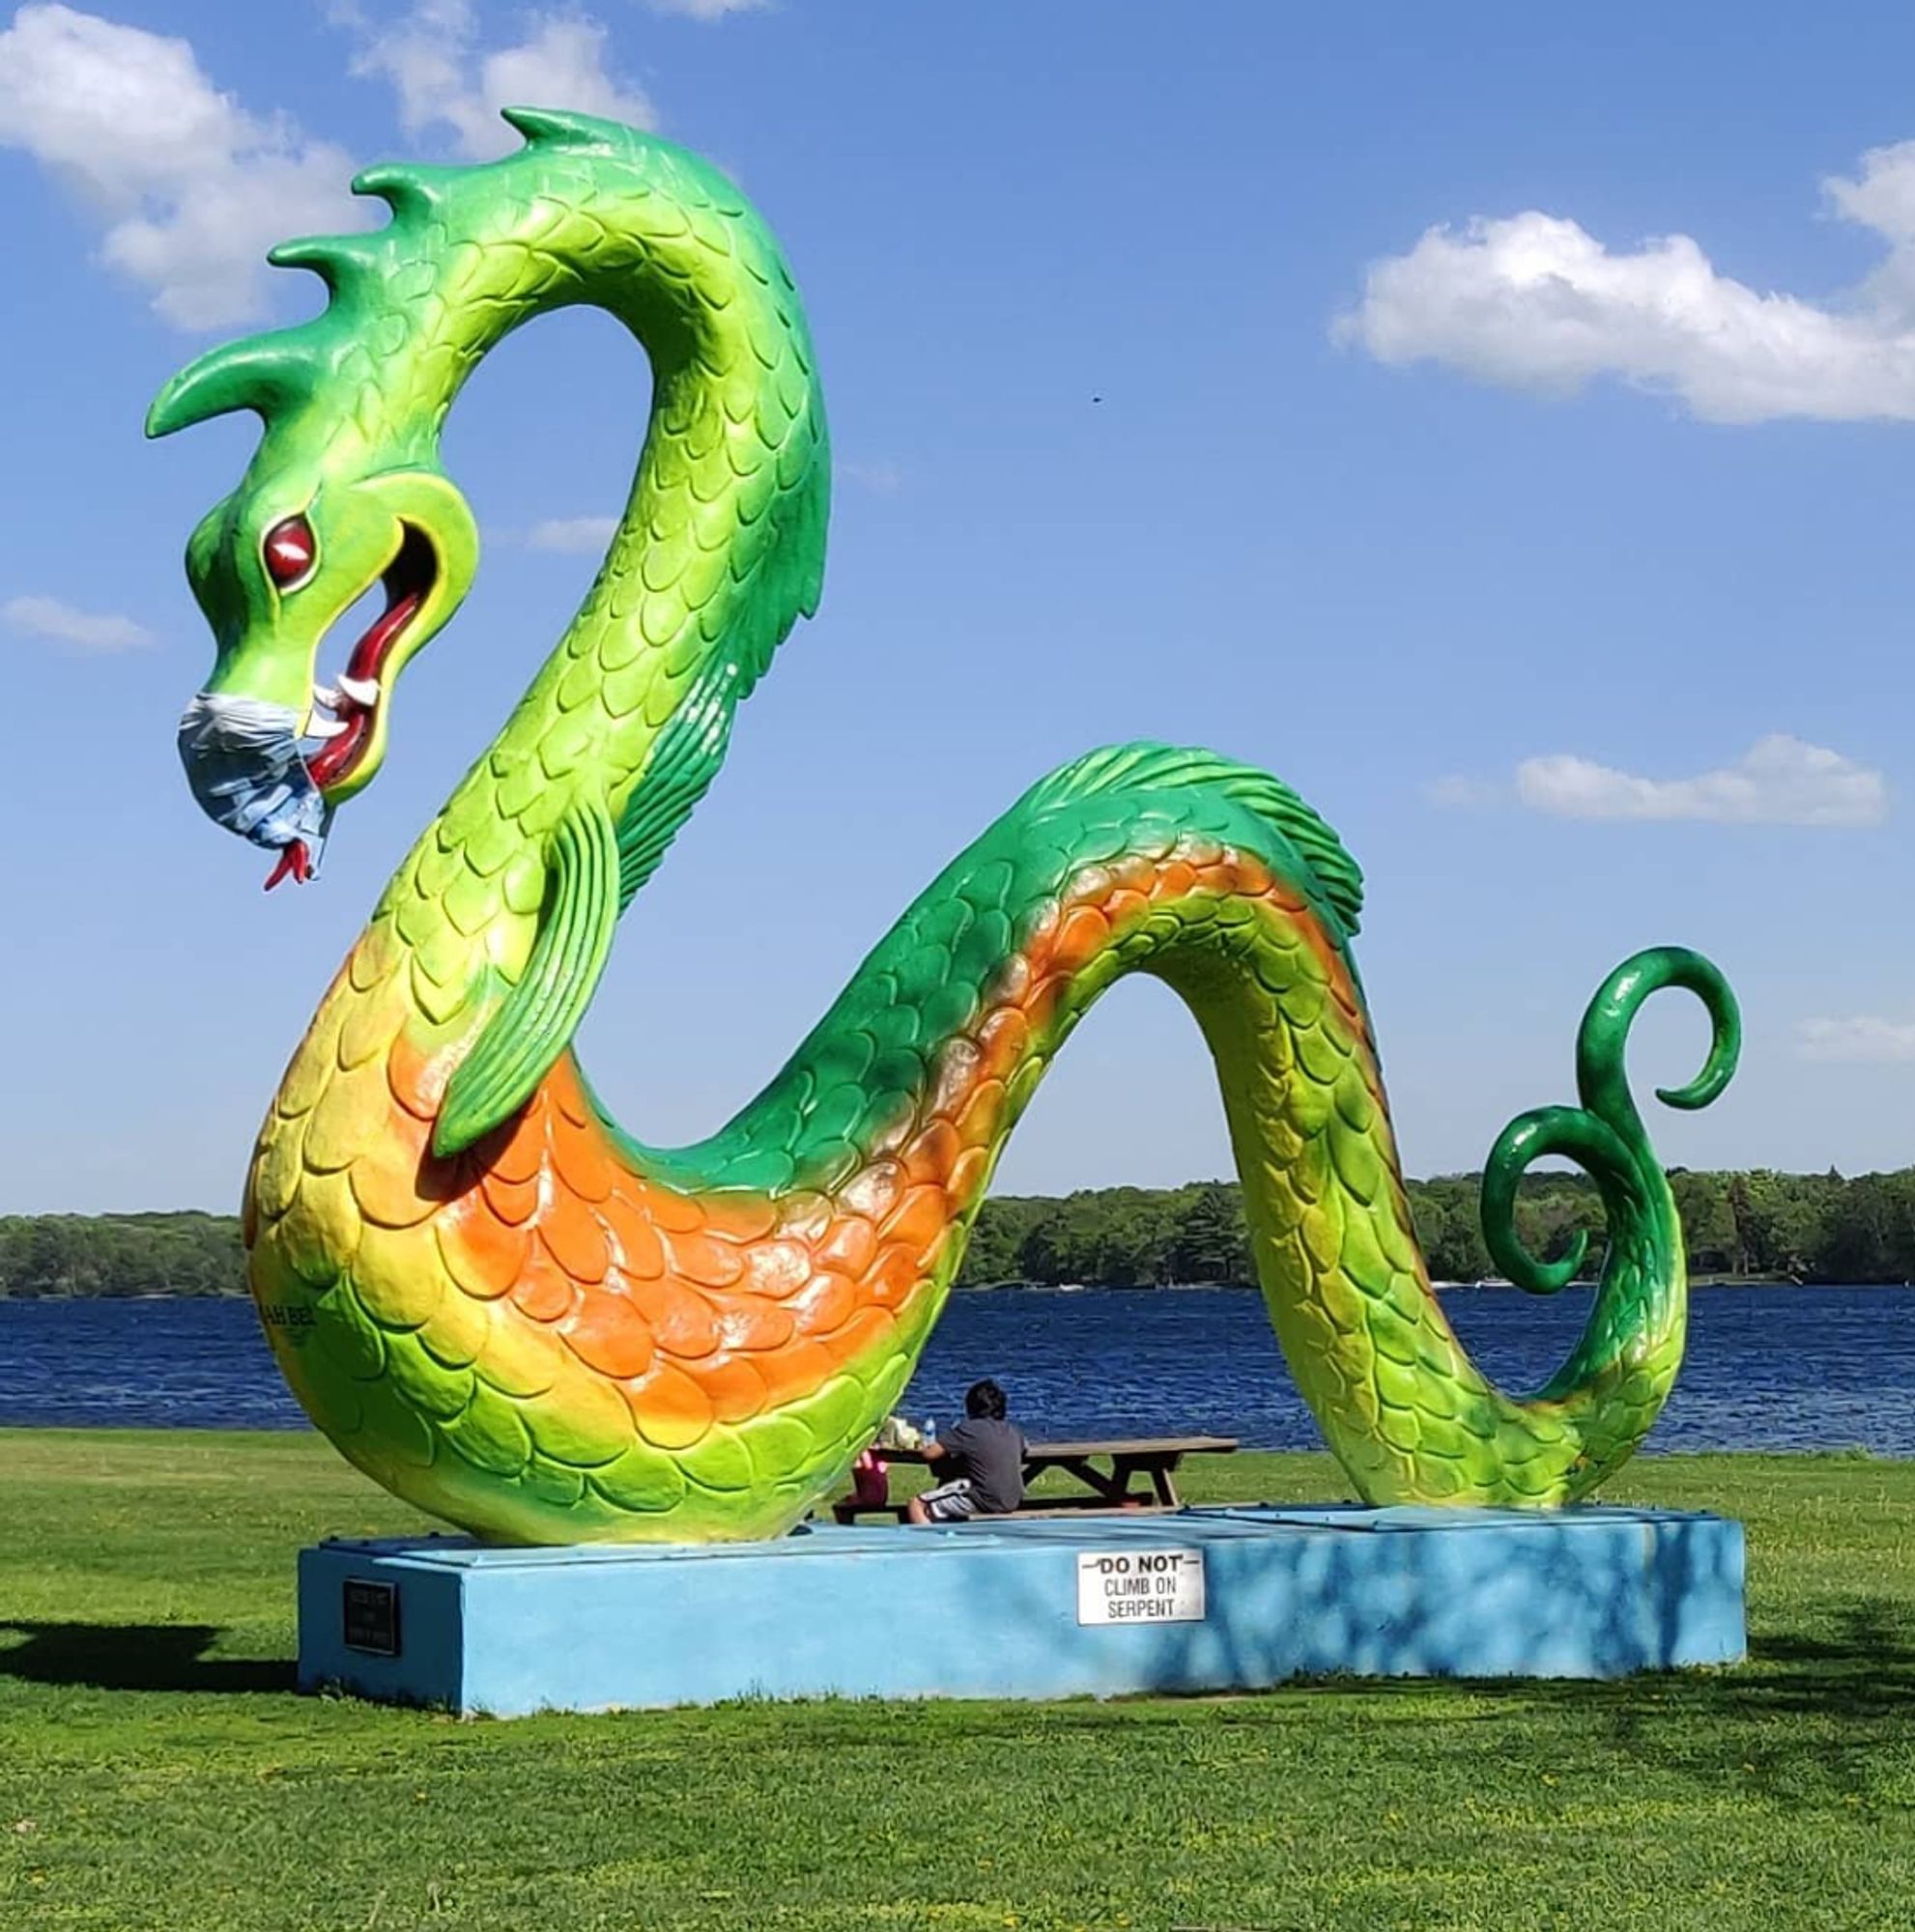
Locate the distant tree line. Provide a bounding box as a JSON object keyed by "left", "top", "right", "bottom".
{"left": 957, "top": 1167, "right": 1909, "bottom": 1288}
{"left": 0, "top": 1213, "right": 247, "bottom": 1299}
{"left": 5, "top": 1167, "right": 1915, "bottom": 1296}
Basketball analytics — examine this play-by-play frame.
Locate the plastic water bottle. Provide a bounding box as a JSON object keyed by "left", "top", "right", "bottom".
{"left": 922, "top": 1416, "right": 937, "bottom": 1448}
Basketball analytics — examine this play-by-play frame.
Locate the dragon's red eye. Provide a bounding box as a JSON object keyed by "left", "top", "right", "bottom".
{"left": 263, "top": 514, "right": 316, "bottom": 588}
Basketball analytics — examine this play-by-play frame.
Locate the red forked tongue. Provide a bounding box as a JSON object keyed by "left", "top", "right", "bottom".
{"left": 265, "top": 840, "right": 311, "bottom": 892}
{"left": 303, "top": 587, "right": 423, "bottom": 792}
{"left": 346, "top": 588, "right": 421, "bottom": 688}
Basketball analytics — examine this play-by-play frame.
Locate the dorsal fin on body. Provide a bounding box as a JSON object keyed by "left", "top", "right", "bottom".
{"left": 1020, "top": 742, "right": 1365, "bottom": 936}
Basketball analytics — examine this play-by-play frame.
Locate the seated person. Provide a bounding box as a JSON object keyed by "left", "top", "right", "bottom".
{"left": 906, "top": 1378, "right": 1026, "bottom": 1523}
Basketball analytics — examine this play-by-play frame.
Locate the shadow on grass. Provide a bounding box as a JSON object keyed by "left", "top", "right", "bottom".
{"left": 1744, "top": 1601, "right": 1915, "bottom": 1717}
{"left": 885, "top": 1596, "right": 1915, "bottom": 1802}
{"left": 0, "top": 1622, "right": 295, "bottom": 1693}
{"left": 1377, "top": 1601, "right": 1915, "bottom": 1800}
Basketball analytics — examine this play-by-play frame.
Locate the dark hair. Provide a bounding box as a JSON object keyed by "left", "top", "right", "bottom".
{"left": 965, "top": 1378, "right": 1007, "bottom": 1420}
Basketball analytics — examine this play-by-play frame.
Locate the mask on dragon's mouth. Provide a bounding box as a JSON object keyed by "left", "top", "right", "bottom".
{"left": 175, "top": 522, "right": 437, "bottom": 890}
{"left": 179, "top": 694, "right": 334, "bottom": 889}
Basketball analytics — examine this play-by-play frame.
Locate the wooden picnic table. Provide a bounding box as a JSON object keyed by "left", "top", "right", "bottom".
{"left": 832, "top": 1435, "right": 1239, "bottom": 1522}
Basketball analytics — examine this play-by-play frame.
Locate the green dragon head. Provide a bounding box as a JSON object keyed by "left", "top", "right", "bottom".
{"left": 148, "top": 230, "right": 479, "bottom": 887}
{"left": 150, "top": 112, "right": 831, "bottom": 890}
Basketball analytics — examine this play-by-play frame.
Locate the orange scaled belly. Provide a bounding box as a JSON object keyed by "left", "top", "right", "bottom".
{"left": 245, "top": 844, "right": 1356, "bottom": 1474}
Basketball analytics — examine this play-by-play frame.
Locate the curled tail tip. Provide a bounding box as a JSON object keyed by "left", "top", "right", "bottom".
{"left": 1481, "top": 1107, "right": 1616, "bottom": 1295}
{"left": 1481, "top": 946, "right": 1739, "bottom": 1297}
{"left": 1579, "top": 946, "right": 1741, "bottom": 1124}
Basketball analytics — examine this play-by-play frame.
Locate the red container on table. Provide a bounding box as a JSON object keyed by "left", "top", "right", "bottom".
{"left": 850, "top": 1448, "right": 890, "bottom": 1507}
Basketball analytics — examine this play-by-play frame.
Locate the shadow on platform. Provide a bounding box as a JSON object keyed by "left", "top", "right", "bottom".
{"left": 933, "top": 1501, "right": 1750, "bottom": 1695}
{"left": 0, "top": 1621, "right": 295, "bottom": 1693}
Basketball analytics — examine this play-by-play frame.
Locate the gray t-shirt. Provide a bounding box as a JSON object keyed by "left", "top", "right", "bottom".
{"left": 939, "top": 1417, "right": 1027, "bottom": 1514}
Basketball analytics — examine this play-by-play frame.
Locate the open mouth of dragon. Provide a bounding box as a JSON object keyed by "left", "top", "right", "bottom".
{"left": 300, "top": 524, "right": 438, "bottom": 800}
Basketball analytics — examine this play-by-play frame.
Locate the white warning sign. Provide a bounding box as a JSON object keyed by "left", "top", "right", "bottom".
{"left": 1074, "top": 1548, "right": 1206, "bottom": 1626}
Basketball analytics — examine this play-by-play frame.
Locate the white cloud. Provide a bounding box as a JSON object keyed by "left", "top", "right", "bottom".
{"left": 527, "top": 514, "right": 619, "bottom": 553}
{"left": 1512, "top": 734, "right": 1887, "bottom": 828}
{"left": 646, "top": 0, "right": 769, "bottom": 15}
{"left": 0, "top": 3, "right": 357, "bottom": 327}
{"left": 343, "top": 1, "right": 655, "bottom": 160}
{"left": 839, "top": 457, "right": 904, "bottom": 496}
{"left": 1798, "top": 1016, "right": 1915, "bottom": 1063}
{"left": 0, "top": 4, "right": 661, "bottom": 328}
{"left": 1425, "top": 773, "right": 1501, "bottom": 809}
{"left": 5, "top": 593, "right": 154, "bottom": 652}
{"left": 1338, "top": 139, "right": 1915, "bottom": 423}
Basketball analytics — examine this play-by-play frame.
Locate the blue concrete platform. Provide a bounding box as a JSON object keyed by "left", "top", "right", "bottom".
{"left": 298, "top": 1504, "right": 1744, "bottom": 1717}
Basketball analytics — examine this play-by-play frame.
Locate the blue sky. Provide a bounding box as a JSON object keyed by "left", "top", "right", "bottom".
{"left": 5, "top": 1, "right": 1915, "bottom": 1213}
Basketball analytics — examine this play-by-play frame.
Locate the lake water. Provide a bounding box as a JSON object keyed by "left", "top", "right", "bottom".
{"left": 2, "top": 1285, "right": 1911, "bottom": 1455}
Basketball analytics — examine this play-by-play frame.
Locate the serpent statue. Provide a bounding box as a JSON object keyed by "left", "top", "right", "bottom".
{"left": 150, "top": 113, "right": 1739, "bottom": 1545}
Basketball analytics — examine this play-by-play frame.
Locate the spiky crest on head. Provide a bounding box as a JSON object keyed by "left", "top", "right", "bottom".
{"left": 144, "top": 107, "right": 667, "bottom": 447}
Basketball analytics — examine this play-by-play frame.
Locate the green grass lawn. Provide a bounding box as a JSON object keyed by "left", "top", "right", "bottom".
{"left": 2, "top": 1431, "right": 1911, "bottom": 1932}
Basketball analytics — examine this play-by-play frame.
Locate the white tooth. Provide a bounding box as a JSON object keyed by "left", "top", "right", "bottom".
{"left": 312, "top": 683, "right": 342, "bottom": 711}
{"left": 305, "top": 716, "right": 350, "bottom": 740}
{"left": 336, "top": 674, "right": 380, "bottom": 708}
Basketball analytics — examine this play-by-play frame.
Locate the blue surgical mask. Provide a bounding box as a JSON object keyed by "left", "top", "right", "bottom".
{"left": 178, "top": 692, "right": 332, "bottom": 870}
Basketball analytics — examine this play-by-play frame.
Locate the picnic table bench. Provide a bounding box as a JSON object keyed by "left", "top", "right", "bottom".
{"left": 830, "top": 1435, "right": 1239, "bottom": 1523}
